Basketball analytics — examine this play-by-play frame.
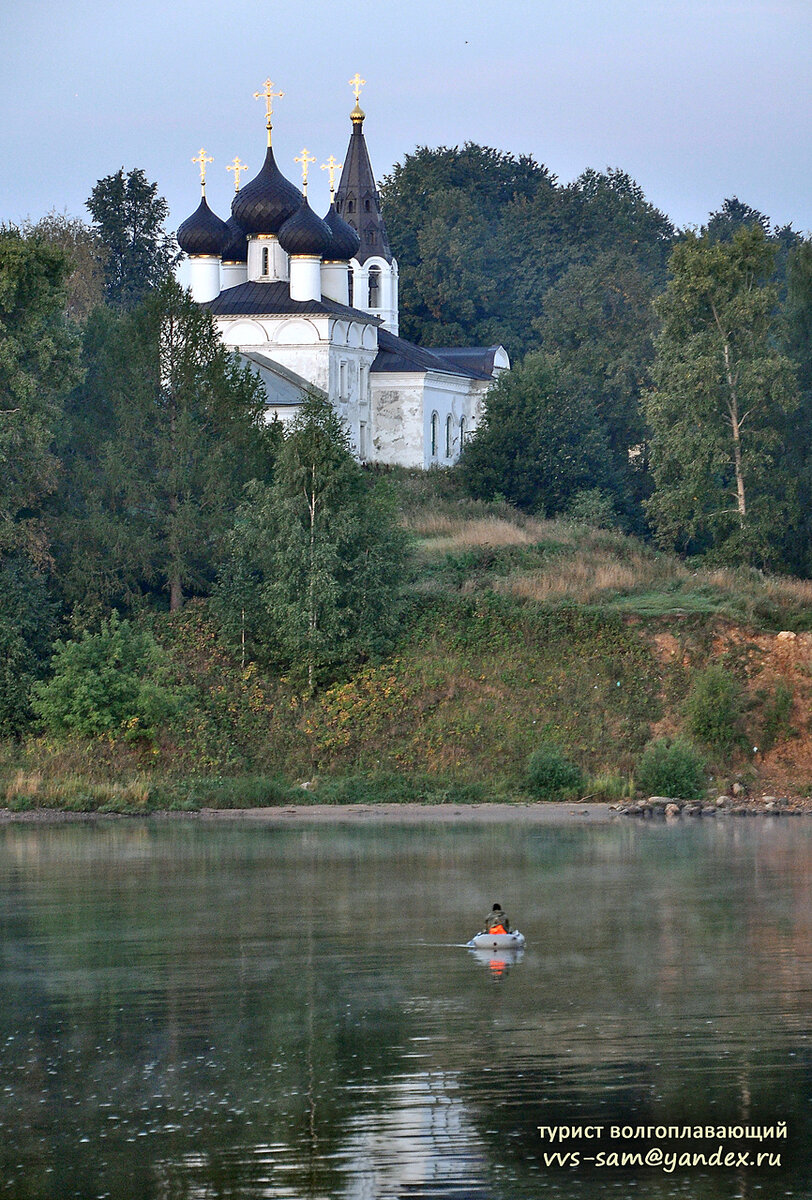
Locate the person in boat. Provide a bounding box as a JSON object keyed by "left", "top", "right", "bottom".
{"left": 484, "top": 903, "right": 511, "bottom": 934}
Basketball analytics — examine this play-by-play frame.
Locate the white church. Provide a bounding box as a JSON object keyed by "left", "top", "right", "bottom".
{"left": 176, "top": 77, "right": 509, "bottom": 469}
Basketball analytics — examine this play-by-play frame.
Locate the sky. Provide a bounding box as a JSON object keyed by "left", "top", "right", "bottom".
{"left": 1, "top": 0, "right": 810, "bottom": 237}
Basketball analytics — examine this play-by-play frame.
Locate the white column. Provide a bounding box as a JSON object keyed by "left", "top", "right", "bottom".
{"left": 289, "top": 256, "right": 322, "bottom": 302}
{"left": 221, "top": 262, "right": 248, "bottom": 290}
{"left": 187, "top": 257, "right": 221, "bottom": 303}
{"left": 321, "top": 261, "right": 349, "bottom": 305}
{"left": 247, "top": 236, "right": 289, "bottom": 282}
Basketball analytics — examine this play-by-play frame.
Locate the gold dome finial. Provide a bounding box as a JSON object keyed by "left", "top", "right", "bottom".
{"left": 226, "top": 156, "right": 248, "bottom": 192}
{"left": 294, "top": 147, "right": 316, "bottom": 196}
{"left": 254, "top": 78, "right": 284, "bottom": 147}
{"left": 349, "top": 72, "right": 366, "bottom": 123}
{"left": 192, "top": 147, "right": 213, "bottom": 195}
{"left": 321, "top": 155, "right": 343, "bottom": 200}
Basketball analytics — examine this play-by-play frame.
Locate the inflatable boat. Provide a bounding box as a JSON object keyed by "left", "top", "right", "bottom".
{"left": 467, "top": 930, "right": 526, "bottom": 951}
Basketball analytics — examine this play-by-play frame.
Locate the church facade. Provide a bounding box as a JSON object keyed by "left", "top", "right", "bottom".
{"left": 176, "top": 78, "right": 508, "bottom": 469}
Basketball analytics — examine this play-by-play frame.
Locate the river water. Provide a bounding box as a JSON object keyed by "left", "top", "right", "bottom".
{"left": 0, "top": 816, "right": 808, "bottom": 1199}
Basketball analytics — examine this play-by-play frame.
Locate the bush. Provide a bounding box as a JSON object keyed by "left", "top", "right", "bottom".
{"left": 636, "top": 737, "right": 706, "bottom": 799}
{"left": 32, "top": 614, "right": 181, "bottom": 742}
{"left": 527, "top": 742, "right": 584, "bottom": 800}
{"left": 758, "top": 682, "right": 794, "bottom": 752}
{"left": 683, "top": 664, "right": 744, "bottom": 752}
{"left": 566, "top": 488, "right": 619, "bottom": 530}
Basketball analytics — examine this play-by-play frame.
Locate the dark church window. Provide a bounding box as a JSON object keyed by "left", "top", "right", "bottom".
{"left": 366, "top": 229, "right": 376, "bottom": 245}
{"left": 347, "top": 268, "right": 354, "bottom": 306}
{"left": 262, "top": 246, "right": 270, "bottom": 276}
{"left": 364, "top": 199, "right": 370, "bottom": 211}
{"left": 347, "top": 200, "right": 354, "bottom": 213}
{"left": 430, "top": 412, "right": 439, "bottom": 458}
{"left": 368, "top": 266, "right": 380, "bottom": 308}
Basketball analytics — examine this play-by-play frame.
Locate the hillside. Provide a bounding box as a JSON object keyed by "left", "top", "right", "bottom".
{"left": 4, "top": 476, "right": 812, "bottom": 811}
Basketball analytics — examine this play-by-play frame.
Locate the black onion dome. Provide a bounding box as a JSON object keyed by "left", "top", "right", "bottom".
{"left": 221, "top": 214, "right": 248, "bottom": 263}
{"left": 231, "top": 146, "right": 302, "bottom": 235}
{"left": 278, "top": 199, "right": 333, "bottom": 257}
{"left": 177, "top": 197, "right": 229, "bottom": 257}
{"left": 322, "top": 201, "right": 361, "bottom": 261}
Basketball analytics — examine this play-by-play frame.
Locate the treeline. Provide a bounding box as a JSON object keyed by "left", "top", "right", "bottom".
{"left": 381, "top": 146, "right": 812, "bottom": 563}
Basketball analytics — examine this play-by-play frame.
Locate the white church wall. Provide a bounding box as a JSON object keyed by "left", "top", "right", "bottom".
{"left": 423, "top": 375, "right": 487, "bottom": 469}
{"left": 220, "top": 319, "right": 269, "bottom": 345}
{"left": 369, "top": 373, "right": 425, "bottom": 468}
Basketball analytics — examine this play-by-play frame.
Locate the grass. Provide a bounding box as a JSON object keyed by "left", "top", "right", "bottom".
{"left": 397, "top": 481, "right": 812, "bottom": 629}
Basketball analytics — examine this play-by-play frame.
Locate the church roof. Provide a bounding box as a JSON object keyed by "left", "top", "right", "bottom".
{"left": 322, "top": 201, "right": 361, "bottom": 261}
{"left": 371, "top": 328, "right": 493, "bottom": 379}
{"left": 204, "top": 279, "right": 380, "bottom": 323}
{"left": 221, "top": 214, "right": 248, "bottom": 264}
{"left": 334, "top": 110, "right": 393, "bottom": 265}
{"left": 240, "top": 351, "right": 325, "bottom": 407}
{"left": 231, "top": 146, "right": 303, "bottom": 236}
{"left": 278, "top": 199, "right": 334, "bottom": 257}
{"left": 177, "top": 196, "right": 229, "bottom": 257}
{"left": 426, "top": 346, "right": 508, "bottom": 377}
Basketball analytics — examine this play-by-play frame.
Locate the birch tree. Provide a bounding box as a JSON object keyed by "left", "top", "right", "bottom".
{"left": 643, "top": 226, "right": 797, "bottom": 563}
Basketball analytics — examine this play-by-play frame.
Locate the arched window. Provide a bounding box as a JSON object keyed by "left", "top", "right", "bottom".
{"left": 262, "top": 246, "right": 270, "bottom": 276}
{"left": 430, "top": 412, "right": 439, "bottom": 458}
{"left": 347, "top": 200, "right": 354, "bottom": 213}
{"left": 459, "top": 416, "right": 466, "bottom": 448}
{"left": 347, "top": 268, "right": 354, "bottom": 306}
{"left": 368, "top": 266, "right": 380, "bottom": 308}
{"left": 364, "top": 199, "right": 371, "bottom": 211}
{"left": 445, "top": 414, "right": 453, "bottom": 458}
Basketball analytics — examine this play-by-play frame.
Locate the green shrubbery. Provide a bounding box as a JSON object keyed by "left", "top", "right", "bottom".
{"left": 683, "top": 664, "right": 744, "bottom": 752}
{"left": 527, "top": 742, "right": 584, "bottom": 800}
{"left": 636, "top": 737, "right": 706, "bottom": 799}
{"left": 32, "top": 615, "right": 181, "bottom": 742}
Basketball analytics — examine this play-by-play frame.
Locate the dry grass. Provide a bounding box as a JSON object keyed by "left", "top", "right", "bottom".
{"left": 406, "top": 510, "right": 577, "bottom": 547}
{"left": 495, "top": 543, "right": 685, "bottom": 605}
{"left": 7, "top": 771, "right": 43, "bottom": 798}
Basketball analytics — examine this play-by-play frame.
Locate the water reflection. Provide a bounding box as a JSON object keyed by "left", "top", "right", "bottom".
{"left": 0, "top": 818, "right": 809, "bottom": 1198}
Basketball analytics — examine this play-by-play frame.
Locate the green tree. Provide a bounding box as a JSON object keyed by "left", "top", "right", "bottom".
{"left": 559, "top": 168, "right": 674, "bottom": 279}
{"left": 643, "top": 226, "right": 798, "bottom": 563}
{"left": 54, "top": 279, "right": 272, "bottom": 614}
{"left": 535, "top": 251, "right": 657, "bottom": 522}
{"left": 0, "top": 556, "right": 57, "bottom": 737}
{"left": 20, "top": 211, "right": 106, "bottom": 322}
{"left": 776, "top": 239, "right": 812, "bottom": 574}
{"left": 380, "top": 143, "right": 554, "bottom": 352}
{"left": 380, "top": 147, "right": 674, "bottom": 358}
{"left": 32, "top": 614, "right": 179, "bottom": 741}
{"left": 704, "top": 196, "right": 771, "bottom": 242}
{"left": 457, "top": 352, "right": 612, "bottom": 514}
{"left": 218, "top": 394, "right": 409, "bottom": 691}
{"left": 0, "top": 227, "right": 81, "bottom": 565}
{"left": 86, "top": 168, "right": 175, "bottom": 308}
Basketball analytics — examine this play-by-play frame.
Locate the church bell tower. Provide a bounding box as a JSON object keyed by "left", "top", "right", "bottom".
{"left": 334, "top": 75, "right": 399, "bottom": 334}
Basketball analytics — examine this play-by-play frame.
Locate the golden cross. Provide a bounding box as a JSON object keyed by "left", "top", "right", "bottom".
{"left": 226, "top": 156, "right": 248, "bottom": 192}
{"left": 253, "top": 78, "right": 284, "bottom": 145}
{"left": 349, "top": 73, "right": 366, "bottom": 105}
{"left": 192, "top": 147, "right": 213, "bottom": 193}
{"left": 320, "top": 155, "right": 343, "bottom": 200}
{"left": 294, "top": 147, "right": 316, "bottom": 195}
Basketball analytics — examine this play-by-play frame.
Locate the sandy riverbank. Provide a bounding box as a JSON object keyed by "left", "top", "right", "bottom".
{"left": 0, "top": 802, "right": 616, "bottom": 825}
